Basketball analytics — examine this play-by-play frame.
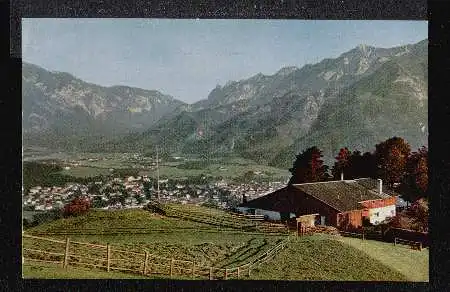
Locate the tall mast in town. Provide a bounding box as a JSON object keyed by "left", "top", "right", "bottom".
{"left": 156, "top": 145, "right": 160, "bottom": 201}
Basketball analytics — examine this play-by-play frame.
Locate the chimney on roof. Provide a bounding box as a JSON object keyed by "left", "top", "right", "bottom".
{"left": 340, "top": 171, "right": 344, "bottom": 181}
{"left": 377, "top": 179, "right": 383, "bottom": 194}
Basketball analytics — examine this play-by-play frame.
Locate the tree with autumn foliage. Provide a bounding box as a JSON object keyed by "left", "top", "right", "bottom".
{"left": 407, "top": 198, "right": 429, "bottom": 232}
{"left": 331, "top": 147, "right": 351, "bottom": 179}
{"left": 289, "top": 146, "right": 330, "bottom": 184}
{"left": 374, "top": 137, "right": 411, "bottom": 188}
{"left": 399, "top": 146, "right": 428, "bottom": 202}
{"left": 63, "top": 197, "right": 91, "bottom": 218}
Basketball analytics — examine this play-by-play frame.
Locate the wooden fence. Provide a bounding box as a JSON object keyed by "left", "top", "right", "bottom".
{"left": 249, "top": 234, "right": 292, "bottom": 268}
{"left": 339, "top": 231, "right": 424, "bottom": 251}
{"left": 160, "top": 204, "right": 289, "bottom": 234}
{"left": 394, "top": 237, "right": 423, "bottom": 251}
{"left": 30, "top": 227, "right": 283, "bottom": 236}
{"left": 384, "top": 227, "right": 428, "bottom": 247}
{"left": 23, "top": 233, "right": 293, "bottom": 279}
{"left": 339, "top": 230, "right": 382, "bottom": 241}
{"left": 339, "top": 231, "right": 365, "bottom": 240}
{"left": 229, "top": 212, "right": 265, "bottom": 221}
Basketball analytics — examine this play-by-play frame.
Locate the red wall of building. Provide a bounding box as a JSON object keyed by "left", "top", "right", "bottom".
{"left": 337, "top": 197, "right": 397, "bottom": 230}
{"left": 337, "top": 210, "right": 364, "bottom": 230}
{"left": 359, "top": 197, "right": 397, "bottom": 209}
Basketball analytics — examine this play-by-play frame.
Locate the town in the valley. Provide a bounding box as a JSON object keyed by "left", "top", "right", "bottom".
{"left": 22, "top": 152, "right": 287, "bottom": 220}
{"left": 23, "top": 174, "right": 284, "bottom": 212}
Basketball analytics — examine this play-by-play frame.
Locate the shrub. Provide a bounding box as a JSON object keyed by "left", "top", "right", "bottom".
{"left": 63, "top": 197, "right": 91, "bottom": 218}
{"left": 407, "top": 198, "right": 428, "bottom": 232}
{"left": 143, "top": 202, "right": 166, "bottom": 215}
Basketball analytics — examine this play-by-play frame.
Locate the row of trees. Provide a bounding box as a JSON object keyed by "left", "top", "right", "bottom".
{"left": 288, "top": 137, "right": 428, "bottom": 202}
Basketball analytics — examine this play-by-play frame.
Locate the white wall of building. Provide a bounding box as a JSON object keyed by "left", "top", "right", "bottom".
{"left": 236, "top": 207, "right": 251, "bottom": 214}
{"left": 254, "top": 209, "right": 281, "bottom": 221}
{"left": 369, "top": 205, "right": 396, "bottom": 225}
{"left": 236, "top": 207, "right": 296, "bottom": 221}
{"left": 236, "top": 207, "right": 279, "bottom": 220}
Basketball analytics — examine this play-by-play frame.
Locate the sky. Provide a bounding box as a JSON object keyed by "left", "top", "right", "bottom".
{"left": 22, "top": 19, "right": 428, "bottom": 104}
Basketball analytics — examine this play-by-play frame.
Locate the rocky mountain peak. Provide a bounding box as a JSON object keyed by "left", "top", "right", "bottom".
{"left": 22, "top": 63, "right": 186, "bottom": 140}
{"left": 275, "top": 66, "right": 298, "bottom": 77}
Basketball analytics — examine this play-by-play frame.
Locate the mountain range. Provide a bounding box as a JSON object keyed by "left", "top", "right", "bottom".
{"left": 22, "top": 62, "right": 184, "bottom": 149}
{"left": 22, "top": 39, "right": 428, "bottom": 167}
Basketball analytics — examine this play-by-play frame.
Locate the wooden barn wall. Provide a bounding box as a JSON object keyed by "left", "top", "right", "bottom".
{"left": 293, "top": 192, "right": 340, "bottom": 227}
{"left": 337, "top": 210, "right": 363, "bottom": 230}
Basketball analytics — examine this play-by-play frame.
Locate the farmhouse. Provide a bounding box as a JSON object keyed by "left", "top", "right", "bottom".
{"left": 237, "top": 178, "right": 398, "bottom": 230}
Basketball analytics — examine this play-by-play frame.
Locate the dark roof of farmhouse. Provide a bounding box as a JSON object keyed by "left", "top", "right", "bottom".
{"left": 293, "top": 178, "right": 394, "bottom": 212}
{"left": 239, "top": 178, "right": 398, "bottom": 213}
{"left": 238, "top": 185, "right": 302, "bottom": 213}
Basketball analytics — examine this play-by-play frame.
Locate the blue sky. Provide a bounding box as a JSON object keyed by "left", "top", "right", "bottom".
{"left": 22, "top": 19, "right": 428, "bottom": 103}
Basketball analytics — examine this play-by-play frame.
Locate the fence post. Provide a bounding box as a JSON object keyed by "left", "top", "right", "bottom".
{"left": 419, "top": 242, "right": 422, "bottom": 251}
{"left": 394, "top": 238, "right": 397, "bottom": 246}
{"left": 237, "top": 267, "right": 240, "bottom": 279}
{"left": 209, "top": 267, "right": 213, "bottom": 280}
{"left": 225, "top": 268, "right": 228, "bottom": 280}
{"left": 143, "top": 251, "right": 149, "bottom": 275}
{"left": 63, "top": 237, "right": 70, "bottom": 269}
{"left": 170, "top": 258, "right": 174, "bottom": 277}
{"left": 106, "top": 243, "right": 111, "bottom": 272}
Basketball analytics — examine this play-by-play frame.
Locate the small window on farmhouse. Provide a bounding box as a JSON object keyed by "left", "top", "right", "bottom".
{"left": 375, "top": 212, "right": 379, "bottom": 217}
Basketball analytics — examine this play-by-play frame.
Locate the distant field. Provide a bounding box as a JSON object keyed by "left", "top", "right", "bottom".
{"left": 140, "top": 161, "right": 290, "bottom": 181}
{"left": 59, "top": 166, "right": 111, "bottom": 178}
{"left": 23, "top": 149, "right": 290, "bottom": 181}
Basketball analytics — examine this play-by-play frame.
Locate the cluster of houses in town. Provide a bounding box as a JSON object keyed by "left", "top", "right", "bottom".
{"left": 22, "top": 175, "right": 286, "bottom": 212}
{"left": 23, "top": 184, "right": 89, "bottom": 211}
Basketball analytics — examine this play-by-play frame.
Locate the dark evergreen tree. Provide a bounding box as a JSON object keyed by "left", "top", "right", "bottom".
{"left": 289, "top": 146, "right": 329, "bottom": 184}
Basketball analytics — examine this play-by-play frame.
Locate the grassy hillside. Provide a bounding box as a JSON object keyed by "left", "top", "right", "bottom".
{"left": 24, "top": 208, "right": 286, "bottom": 270}
{"left": 339, "top": 236, "right": 429, "bottom": 282}
{"left": 251, "top": 235, "right": 428, "bottom": 281}
{"left": 249, "top": 234, "right": 427, "bottom": 282}
{"left": 23, "top": 206, "right": 428, "bottom": 281}
{"left": 23, "top": 262, "right": 151, "bottom": 279}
